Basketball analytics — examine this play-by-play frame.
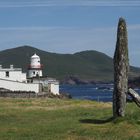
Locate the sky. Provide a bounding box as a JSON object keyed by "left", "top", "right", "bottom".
{"left": 0, "top": 0, "right": 140, "bottom": 66}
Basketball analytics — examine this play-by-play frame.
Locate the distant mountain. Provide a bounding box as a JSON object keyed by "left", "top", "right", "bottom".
{"left": 0, "top": 46, "right": 139, "bottom": 83}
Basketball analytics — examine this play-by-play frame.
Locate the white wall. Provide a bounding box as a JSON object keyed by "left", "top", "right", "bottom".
{"left": 28, "top": 69, "right": 42, "bottom": 78}
{"left": 0, "top": 71, "right": 26, "bottom": 82}
{"left": 0, "top": 79, "right": 40, "bottom": 93}
{"left": 48, "top": 82, "right": 59, "bottom": 95}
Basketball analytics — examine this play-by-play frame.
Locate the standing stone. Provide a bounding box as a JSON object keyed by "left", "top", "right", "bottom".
{"left": 113, "top": 18, "right": 129, "bottom": 117}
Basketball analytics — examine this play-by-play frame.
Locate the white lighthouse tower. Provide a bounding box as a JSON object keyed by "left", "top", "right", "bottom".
{"left": 28, "top": 53, "right": 43, "bottom": 78}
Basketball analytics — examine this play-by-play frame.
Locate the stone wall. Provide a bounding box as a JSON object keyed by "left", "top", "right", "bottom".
{"left": 0, "top": 89, "right": 71, "bottom": 99}
{"left": 0, "top": 91, "right": 36, "bottom": 98}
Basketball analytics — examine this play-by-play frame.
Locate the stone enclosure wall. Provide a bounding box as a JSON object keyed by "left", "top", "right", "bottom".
{"left": 0, "top": 91, "right": 36, "bottom": 98}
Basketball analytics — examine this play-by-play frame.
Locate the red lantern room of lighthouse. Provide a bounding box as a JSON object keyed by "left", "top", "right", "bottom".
{"left": 28, "top": 53, "right": 43, "bottom": 78}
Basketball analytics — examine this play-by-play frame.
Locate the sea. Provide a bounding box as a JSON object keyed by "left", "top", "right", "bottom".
{"left": 60, "top": 84, "right": 140, "bottom": 102}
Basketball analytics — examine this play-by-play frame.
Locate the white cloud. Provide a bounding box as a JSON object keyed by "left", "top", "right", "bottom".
{"left": 0, "top": 0, "right": 140, "bottom": 8}
{"left": 0, "top": 25, "right": 140, "bottom": 66}
{"left": 128, "top": 24, "right": 140, "bottom": 30}
{"left": 0, "top": 27, "right": 62, "bottom": 31}
{"left": 0, "top": 26, "right": 116, "bottom": 54}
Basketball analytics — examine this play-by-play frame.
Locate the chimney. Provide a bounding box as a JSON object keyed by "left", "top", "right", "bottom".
{"left": 10, "top": 65, "right": 14, "bottom": 69}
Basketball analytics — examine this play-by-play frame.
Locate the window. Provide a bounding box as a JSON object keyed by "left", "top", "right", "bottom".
{"left": 33, "top": 71, "right": 35, "bottom": 75}
{"left": 36, "top": 73, "right": 39, "bottom": 77}
{"left": 6, "top": 71, "right": 9, "bottom": 77}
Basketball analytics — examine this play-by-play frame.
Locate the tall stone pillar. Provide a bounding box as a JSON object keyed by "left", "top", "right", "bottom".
{"left": 113, "top": 18, "right": 129, "bottom": 117}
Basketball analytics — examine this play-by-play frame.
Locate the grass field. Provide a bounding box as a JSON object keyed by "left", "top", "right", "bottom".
{"left": 0, "top": 98, "right": 140, "bottom": 140}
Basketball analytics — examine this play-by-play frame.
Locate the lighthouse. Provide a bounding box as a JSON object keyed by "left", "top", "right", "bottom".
{"left": 28, "top": 53, "right": 43, "bottom": 78}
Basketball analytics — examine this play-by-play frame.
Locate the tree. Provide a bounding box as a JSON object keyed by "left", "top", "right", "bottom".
{"left": 113, "top": 18, "right": 129, "bottom": 117}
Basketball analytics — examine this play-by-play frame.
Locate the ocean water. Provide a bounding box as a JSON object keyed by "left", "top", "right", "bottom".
{"left": 60, "top": 84, "right": 113, "bottom": 102}
{"left": 60, "top": 84, "right": 140, "bottom": 102}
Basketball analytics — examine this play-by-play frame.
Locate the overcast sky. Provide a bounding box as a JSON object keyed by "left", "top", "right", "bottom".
{"left": 0, "top": 0, "right": 140, "bottom": 66}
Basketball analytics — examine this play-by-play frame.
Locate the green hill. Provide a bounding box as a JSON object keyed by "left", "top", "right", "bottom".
{"left": 0, "top": 46, "right": 139, "bottom": 82}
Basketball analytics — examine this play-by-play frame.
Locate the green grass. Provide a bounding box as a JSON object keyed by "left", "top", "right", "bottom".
{"left": 0, "top": 98, "right": 140, "bottom": 140}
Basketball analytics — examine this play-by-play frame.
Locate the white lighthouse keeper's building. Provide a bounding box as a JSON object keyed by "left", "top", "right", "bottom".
{"left": 28, "top": 53, "right": 43, "bottom": 78}
{"left": 0, "top": 52, "right": 59, "bottom": 95}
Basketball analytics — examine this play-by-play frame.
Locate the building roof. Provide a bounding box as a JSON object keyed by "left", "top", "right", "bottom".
{"left": 31, "top": 53, "right": 40, "bottom": 59}
{"left": 27, "top": 76, "right": 59, "bottom": 83}
{"left": 0, "top": 68, "right": 22, "bottom": 71}
{"left": 0, "top": 65, "right": 22, "bottom": 71}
